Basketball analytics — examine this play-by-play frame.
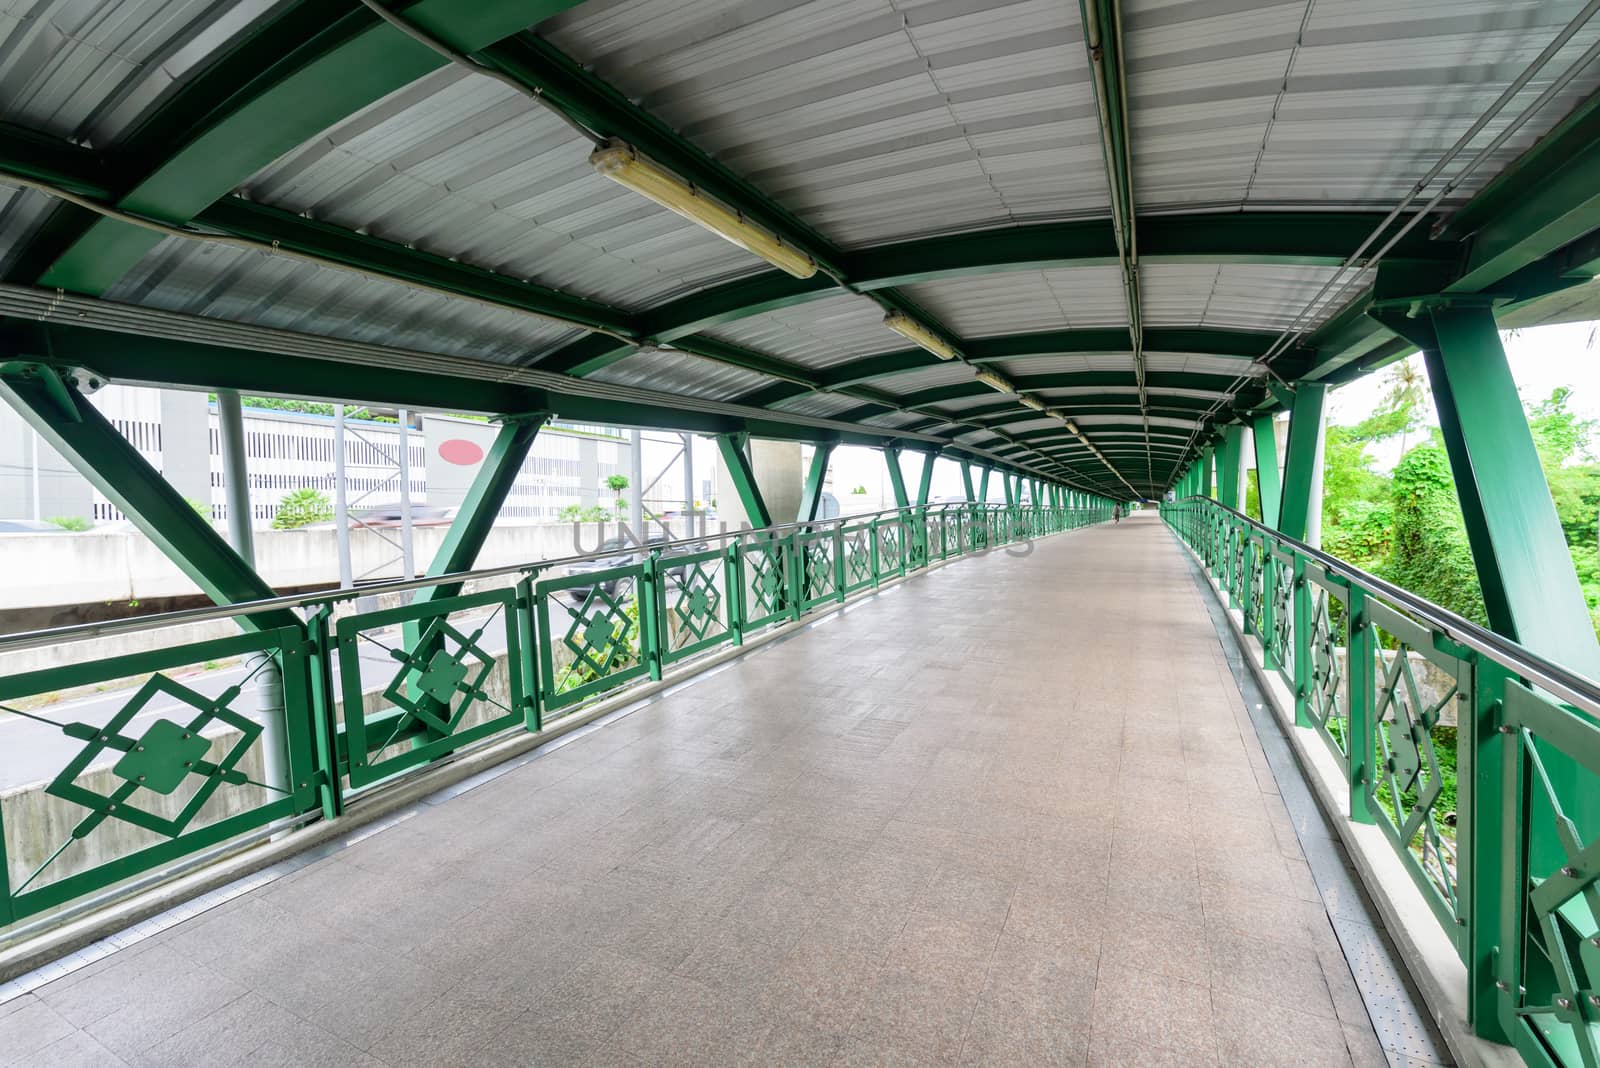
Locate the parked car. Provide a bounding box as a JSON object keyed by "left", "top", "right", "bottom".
{"left": 307, "top": 503, "right": 457, "bottom": 530}
{"left": 562, "top": 534, "right": 709, "bottom": 603}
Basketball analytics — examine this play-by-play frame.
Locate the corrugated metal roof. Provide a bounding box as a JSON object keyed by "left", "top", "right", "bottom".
{"left": 586, "top": 347, "right": 778, "bottom": 399}
{"left": 104, "top": 236, "right": 582, "bottom": 363}
{"left": 902, "top": 268, "right": 1129, "bottom": 336}
{"left": 870, "top": 362, "right": 985, "bottom": 396}
{"left": 240, "top": 66, "right": 767, "bottom": 311}
{"left": 0, "top": 0, "right": 279, "bottom": 145}
{"left": 703, "top": 292, "right": 892, "bottom": 370}
{"left": 0, "top": 183, "right": 56, "bottom": 275}
{"left": 1125, "top": 0, "right": 1600, "bottom": 210}
{"left": 769, "top": 391, "right": 865, "bottom": 418}
{"left": 544, "top": 0, "right": 1111, "bottom": 247}
{"left": 1141, "top": 263, "right": 1359, "bottom": 333}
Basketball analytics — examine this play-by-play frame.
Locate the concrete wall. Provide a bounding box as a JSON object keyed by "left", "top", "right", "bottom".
{"left": 716, "top": 440, "right": 803, "bottom": 528}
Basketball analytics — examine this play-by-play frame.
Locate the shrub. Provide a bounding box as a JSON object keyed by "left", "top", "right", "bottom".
{"left": 557, "top": 504, "right": 610, "bottom": 522}
{"left": 46, "top": 516, "right": 91, "bottom": 532}
{"left": 272, "top": 488, "right": 334, "bottom": 529}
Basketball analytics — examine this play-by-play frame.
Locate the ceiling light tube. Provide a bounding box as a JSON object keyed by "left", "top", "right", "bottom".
{"left": 975, "top": 370, "right": 1013, "bottom": 394}
{"left": 883, "top": 312, "right": 958, "bottom": 360}
{"left": 1019, "top": 395, "right": 1047, "bottom": 412}
{"left": 590, "top": 140, "right": 817, "bottom": 279}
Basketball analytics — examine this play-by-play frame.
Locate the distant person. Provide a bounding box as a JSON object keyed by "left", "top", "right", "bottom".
{"left": 1113, "top": 503, "right": 1122, "bottom": 524}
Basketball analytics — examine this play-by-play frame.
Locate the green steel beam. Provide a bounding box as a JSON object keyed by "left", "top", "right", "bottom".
{"left": 960, "top": 460, "right": 977, "bottom": 502}
{"left": 0, "top": 364, "right": 297, "bottom": 632}
{"left": 1424, "top": 305, "right": 1600, "bottom": 675}
{"left": 1002, "top": 473, "right": 1016, "bottom": 507}
{"left": 884, "top": 446, "right": 911, "bottom": 510}
{"left": 1217, "top": 424, "right": 1244, "bottom": 508}
{"left": 13, "top": 1, "right": 586, "bottom": 294}
{"left": 979, "top": 466, "right": 993, "bottom": 503}
{"left": 1277, "top": 384, "right": 1326, "bottom": 540}
{"left": 534, "top": 213, "right": 1455, "bottom": 376}
{"left": 1443, "top": 91, "right": 1600, "bottom": 295}
{"left": 715, "top": 434, "right": 773, "bottom": 530}
{"left": 415, "top": 415, "right": 547, "bottom": 605}
{"left": 834, "top": 372, "right": 1245, "bottom": 422}
{"left": 733, "top": 328, "right": 1280, "bottom": 408}
{"left": 1200, "top": 447, "right": 1215, "bottom": 499}
{"left": 798, "top": 443, "right": 834, "bottom": 522}
{"left": 1252, "top": 414, "right": 1282, "bottom": 527}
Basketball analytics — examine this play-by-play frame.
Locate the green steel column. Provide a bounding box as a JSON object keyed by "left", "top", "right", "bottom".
{"left": 960, "top": 460, "right": 977, "bottom": 502}
{"left": 884, "top": 446, "right": 910, "bottom": 510}
{"left": 1002, "top": 473, "right": 1016, "bottom": 507}
{"left": 1217, "top": 424, "right": 1244, "bottom": 511}
{"left": 715, "top": 433, "right": 774, "bottom": 530}
{"left": 1200, "top": 447, "right": 1215, "bottom": 499}
{"left": 797, "top": 442, "right": 835, "bottom": 522}
{"left": 1277, "top": 384, "right": 1326, "bottom": 541}
{"left": 978, "top": 465, "right": 992, "bottom": 503}
{"left": 415, "top": 414, "right": 547, "bottom": 605}
{"left": 1252, "top": 414, "right": 1282, "bottom": 528}
{"left": 915, "top": 450, "right": 936, "bottom": 507}
{"left": 0, "top": 365, "right": 297, "bottom": 633}
{"left": 1426, "top": 305, "right": 1600, "bottom": 674}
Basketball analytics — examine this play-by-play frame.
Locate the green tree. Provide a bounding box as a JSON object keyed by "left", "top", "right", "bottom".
{"left": 1526, "top": 387, "right": 1600, "bottom": 632}
{"left": 272, "top": 488, "right": 334, "bottom": 529}
{"left": 1384, "top": 444, "right": 1484, "bottom": 624}
{"left": 604, "top": 474, "right": 629, "bottom": 514}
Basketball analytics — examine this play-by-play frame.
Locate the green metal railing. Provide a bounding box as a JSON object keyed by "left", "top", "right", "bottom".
{"left": 0, "top": 501, "right": 1107, "bottom": 936}
{"left": 1163, "top": 495, "right": 1600, "bottom": 1068}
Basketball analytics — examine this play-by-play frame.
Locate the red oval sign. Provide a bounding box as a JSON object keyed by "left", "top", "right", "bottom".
{"left": 439, "top": 438, "right": 484, "bottom": 466}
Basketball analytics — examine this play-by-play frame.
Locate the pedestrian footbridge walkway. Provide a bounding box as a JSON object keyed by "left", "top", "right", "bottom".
{"left": 2, "top": 517, "right": 1425, "bottom": 1066}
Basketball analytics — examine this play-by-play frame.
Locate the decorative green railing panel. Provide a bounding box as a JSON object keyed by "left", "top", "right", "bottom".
{"left": 536, "top": 562, "right": 649, "bottom": 713}
{"left": 0, "top": 628, "right": 317, "bottom": 923}
{"left": 335, "top": 588, "right": 525, "bottom": 788}
{"left": 1163, "top": 494, "right": 1600, "bottom": 1065}
{"left": 840, "top": 522, "right": 876, "bottom": 593}
{"left": 0, "top": 503, "right": 1102, "bottom": 929}
{"left": 738, "top": 536, "right": 794, "bottom": 631}
{"left": 798, "top": 528, "right": 842, "bottom": 611}
{"left": 656, "top": 547, "right": 733, "bottom": 666}
{"left": 1366, "top": 598, "right": 1472, "bottom": 947}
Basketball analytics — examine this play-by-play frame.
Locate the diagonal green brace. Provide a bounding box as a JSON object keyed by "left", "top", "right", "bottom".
{"left": 716, "top": 433, "right": 774, "bottom": 530}
{"left": 414, "top": 414, "right": 548, "bottom": 607}
{"left": 1277, "top": 384, "right": 1326, "bottom": 540}
{"left": 1252, "top": 414, "right": 1281, "bottom": 528}
{"left": 1425, "top": 305, "right": 1600, "bottom": 675}
{"left": 0, "top": 364, "right": 296, "bottom": 633}
{"left": 798, "top": 442, "right": 835, "bottom": 522}
{"left": 960, "top": 460, "right": 977, "bottom": 502}
{"left": 1217, "top": 424, "right": 1244, "bottom": 509}
{"left": 884, "top": 445, "right": 910, "bottom": 510}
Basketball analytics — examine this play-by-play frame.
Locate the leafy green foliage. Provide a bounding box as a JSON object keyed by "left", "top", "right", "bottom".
{"left": 272, "top": 488, "right": 334, "bottom": 529}
{"left": 210, "top": 395, "right": 397, "bottom": 423}
{"left": 1384, "top": 445, "right": 1485, "bottom": 625}
{"left": 604, "top": 474, "right": 629, "bottom": 514}
{"left": 46, "top": 515, "right": 91, "bottom": 532}
{"left": 557, "top": 504, "right": 610, "bottom": 522}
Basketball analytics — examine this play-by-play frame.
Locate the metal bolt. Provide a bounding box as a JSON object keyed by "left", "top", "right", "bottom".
{"left": 1563, "top": 865, "right": 1580, "bottom": 877}
{"left": 137, "top": 776, "right": 145, "bottom": 783}
{"left": 1591, "top": 995, "right": 1600, "bottom": 1009}
{"left": 184, "top": 762, "right": 192, "bottom": 768}
{"left": 136, "top": 745, "right": 145, "bottom": 752}
{"left": 1558, "top": 997, "right": 1573, "bottom": 1010}
{"left": 1497, "top": 980, "right": 1510, "bottom": 992}
{"left": 1498, "top": 725, "right": 1516, "bottom": 734}
{"left": 181, "top": 732, "right": 191, "bottom": 739}
{"left": 107, "top": 803, "right": 116, "bottom": 811}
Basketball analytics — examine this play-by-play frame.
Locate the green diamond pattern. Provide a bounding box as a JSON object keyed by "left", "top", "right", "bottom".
{"left": 746, "top": 546, "right": 786, "bottom": 616}
{"left": 47, "top": 673, "right": 261, "bottom": 842}
{"left": 1372, "top": 643, "right": 1458, "bottom": 906}
{"left": 845, "top": 529, "right": 873, "bottom": 585}
{"left": 563, "top": 585, "right": 636, "bottom": 677}
{"left": 381, "top": 615, "right": 498, "bottom": 739}
{"left": 1308, "top": 587, "right": 1349, "bottom": 759}
{"left": 669, "top": 561, "right": 723, "bottom": 645}
{"left": 804, "top": 540, "right": 834, "bottom": 599}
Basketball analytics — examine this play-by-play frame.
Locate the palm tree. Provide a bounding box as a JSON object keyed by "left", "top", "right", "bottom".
{"left": 604, "top": 474, "right": 629, "bottom": 515}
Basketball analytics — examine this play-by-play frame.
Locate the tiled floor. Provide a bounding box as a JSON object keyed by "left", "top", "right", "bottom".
{"left": 1, "top": 514, "right": 1391, "bottom": 1066}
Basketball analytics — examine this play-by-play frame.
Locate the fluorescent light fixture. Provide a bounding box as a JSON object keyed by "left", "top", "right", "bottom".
{"left": 590, "top": 140, "right": 817, "bottom": 279}
{"left": 1019, "top": 395, "right": 1047, "bottom": 412}
{"left": 974, "top": 370, "right": 1013, "bottom": 393}
{"left": 883, "top": 312, "right": 958, "bottom": 360}
{"left": 1063, "top": 419, "right": 1080, "bottom": 435}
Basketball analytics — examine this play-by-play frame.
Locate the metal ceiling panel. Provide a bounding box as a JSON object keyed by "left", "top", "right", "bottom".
{"left": 902, "top": 267, "right": 1128, "bottom": 337}
{"left": 543, "top": 0, "right": 1112, "bottom": 247}
{"left": 104, "top": 236, "right": 581, "bottom": 364}
{"left": 870, "top": 362, "right": 985, "bottom": 396}
{"left": 1140, "top": 263, "right": 1360, "bottom": 333}
{"left": 0, "top": 0, "right": 279, "bottom": 145}
{"left": 769, "top": 391, "right": 864, "bottom": 418}
{"left": 587, "top": 347, "right": 778, "bottom": 400}
{"left": 241, "top": 66, "right": 766, "bottom": 310}
{"left": 0, "top": 183, "right": 56, "bottom": 275}
{"left": 1124, "top": 0, "right": 1600, "bottom": 210}
{"left": 703, "top": 292, "right": 893, "bottom": 371}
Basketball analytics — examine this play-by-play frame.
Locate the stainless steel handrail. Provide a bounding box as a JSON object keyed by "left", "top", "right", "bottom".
{"left": 1171, "top": 495, "right": 1600, "bottom": 718}
{"left": 0, "top": 501, "right": 1063, "bottom": 655}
